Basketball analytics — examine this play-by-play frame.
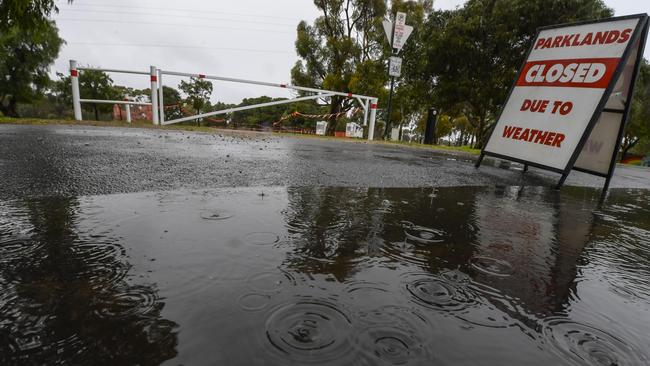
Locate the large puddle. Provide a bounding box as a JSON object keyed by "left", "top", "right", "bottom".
{"left": 1, "top": 186, "right": 649, "bottom": 365}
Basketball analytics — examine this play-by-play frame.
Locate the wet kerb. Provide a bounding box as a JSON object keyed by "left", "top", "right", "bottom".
{"left": 1, "top": 186, "right": 649, "bottom": 365}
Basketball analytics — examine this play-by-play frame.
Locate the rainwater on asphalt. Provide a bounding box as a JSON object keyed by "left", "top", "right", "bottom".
{"left": 1, "top": 186, "right": 649, "bottom": 365}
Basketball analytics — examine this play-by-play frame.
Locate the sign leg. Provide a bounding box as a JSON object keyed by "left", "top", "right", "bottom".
{"left": 523, "top": 164, "right": 529, "bottom": 173}
{"left": 474, "top": 154, "right": 485, "bottom": 169}
{"left": 555, "top": 174, "right": 568, "bottom": 190}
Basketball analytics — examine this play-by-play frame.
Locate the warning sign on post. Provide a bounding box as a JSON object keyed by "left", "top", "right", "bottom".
{"left": 389, "top": 57, "right": 402, "bottom": 77}
{"left": 481, "top": 14, "right": 648, "bottom": 188}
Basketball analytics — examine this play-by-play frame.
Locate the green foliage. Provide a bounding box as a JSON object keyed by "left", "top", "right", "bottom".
{"left": 80, "top": 70, "right": 119, "bottom": 120}
{"left": 161, "top": 86, "right": 183, "bottom": 121}
{"left": 233, "top": 96, "right": 288, "bottom": 128}
{"left": 436, "top": 114, "right": 453, "bottom": 141}
{"left": 625, "top": 60, "right": 650, "bottom": 156}
{"left": 0, "top": 0, "right": 72, "bottom": 31}
{"left": 291, "top": 0, "right": 388, "bottom": 134}
{"left": 179, "top": 77, "right": 213, "bottom": 124}
{"left": 0, "top": 20, "right": 63, "bottom": 117}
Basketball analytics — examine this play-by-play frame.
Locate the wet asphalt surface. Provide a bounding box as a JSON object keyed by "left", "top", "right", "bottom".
{"left": 1, "top": 124, "right": 649, "bottom": 200}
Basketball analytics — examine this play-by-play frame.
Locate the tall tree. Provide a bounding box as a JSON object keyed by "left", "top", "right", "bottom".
{"left": 0, "top": 0, "right": 72, "bottom": 31}
{"left": 161, "top": 86, "right": 183, "bottom": 121}
{"left": 292, "top": 0, "right": 388, "bottom": 134}
{"left": 78, "top": 70, "right": 117, "bottom": 120}
{"left": 179, "top": 77, "right": 213, "bottom": 125}
{"left": 420, "top": 0, "right": 613, "bottom": 148}
{"left": 50, "top": 70, "right": 121, "bottom": 121}
{"left": 0, "top": 20, "right": 63, "bottom": 117}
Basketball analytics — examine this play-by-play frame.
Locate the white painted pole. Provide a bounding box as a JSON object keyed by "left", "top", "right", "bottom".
{"left": 125, "top": 103, "right": 132, "bottom": 123}
{"left": 368, "top": 98, "right": 378, "bottom": 141}
{"left": 157, "top": 69, "right": 165, "bottom": 125}
{"left": 150, "top": 66, "right": 159, "bottom": 125}
{"left": 362, "top": 99, "right": 369, "bottom": 126}
{"left": 70, "top": 60, "right": 82, "bottom": 121}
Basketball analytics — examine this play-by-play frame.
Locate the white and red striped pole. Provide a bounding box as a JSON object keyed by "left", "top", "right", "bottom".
{"left": 124, "top": 97, "right": 132, "bottom": 124}
{"left": 150, "top": 65, "right": 159, "bottom": 125}
{"left": 70, "top": 60, "right": 82, "bottom": 121}
{"left": 157, "top": 69, "right": 165, "bottom": 125}
{"left": 368, "top": 98, "right": 378, "bottom": 141}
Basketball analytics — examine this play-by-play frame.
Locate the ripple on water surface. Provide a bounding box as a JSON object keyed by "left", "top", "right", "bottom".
{"left": 355, "top": 305, "right": 432, "bottom": 365}
{"left": 199, "top": 209, "right": 234, "bottom": 221}
{"left": 541, "top": 317, "right": 647, "bottom": 366}
{"left": 264, "top": 299, "right": 354, "bottom": 364}
{"left": 469, "top": 256, "right": 514, "bottom": 277}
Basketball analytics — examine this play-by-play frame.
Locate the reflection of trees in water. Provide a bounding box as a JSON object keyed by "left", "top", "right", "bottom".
{"left": 0, "top": 197, "right": 178, "bottom": 364}
{"left": 281, "top": 186, "right": 598, "bottom": 320}
{"left": 282, "top": 187, "right": 383, "bottom": 280}
{"left": 281, "top": 187, "right": 480, "bottom": 280}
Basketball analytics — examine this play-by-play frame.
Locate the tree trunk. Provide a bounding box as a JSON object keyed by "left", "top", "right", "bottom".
{"left": 0, "top": 96, "right": 20, "bottom": 118}
{"left": 327, "top": 97, "right": 342, "bottom": 136}
{"left": 474, "top": 112, "right": 487, "bottom": 149}
{"left": 94, "top": 104, "right": 99, "bottom": 121}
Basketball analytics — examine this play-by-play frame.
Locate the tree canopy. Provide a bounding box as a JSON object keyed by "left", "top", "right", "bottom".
{"left": 0, "top": 20, "right": 63, "bottom": 117}
{"left": 0, "top": 0, "right": 72, "bottom": 31}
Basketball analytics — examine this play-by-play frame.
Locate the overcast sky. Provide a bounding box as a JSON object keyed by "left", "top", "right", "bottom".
{"left": 51, "top": 0, "right": 650, "bottom": 104}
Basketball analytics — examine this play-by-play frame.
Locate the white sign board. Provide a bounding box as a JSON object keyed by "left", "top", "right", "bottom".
{"left": 316, "top": 121, "right": 327, "bottom": 136}
{"left": 389, "top": 57, "right": 402, "bottom": 77}
{"left": 392, "top": 12, "right": 413, "bottom": 51}
{"left": 483, "top": 15, "right": 646, "bottom": 176}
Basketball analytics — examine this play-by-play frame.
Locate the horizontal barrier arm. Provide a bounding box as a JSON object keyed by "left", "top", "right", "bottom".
{"left": 163, "top": 93, "right": 335, "bottom": 125}
{"left": 77, "top": 67, "right": 149, "bottom": 76}
{"left": 160, "top": 70, "right": 374, "bottom": 100}
{"left": 80, "top": 99, "right": 152, "bottom": 106}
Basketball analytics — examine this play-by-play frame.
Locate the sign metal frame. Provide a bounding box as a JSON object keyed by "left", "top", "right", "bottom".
{"left": 475, "top": 14, "right": 650, "bottom": 191}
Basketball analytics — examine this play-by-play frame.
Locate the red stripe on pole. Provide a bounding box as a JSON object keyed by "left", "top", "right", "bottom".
{"left": 370, "top": 104, "right": 378, "bottom": 109}
{"left": 150, "top": 75, "right": 158, "bottom": 82}
{"left": 347, "top": 93, "right": 353, "bottom": 98}
{"left": 70, "top": 70, "right": 78, "bottom": 77}
{"left": 280, "top": 84, "right": 287, "bottom": 88}
{"left": 198, "top": 74, "right": 206, "bottom": 79}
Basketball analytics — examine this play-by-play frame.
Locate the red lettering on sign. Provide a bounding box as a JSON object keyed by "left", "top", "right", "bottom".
{"left": 520, "top": 99, "right": 549, "bottom": 113}
{"left": 534, "top": 28, "right": 633, "bottom": 49}
{"left": 516, "top": 58, "right": 619, "bottom": 88}
{"left": 503, "top": 126, "right": 565, "bottom": 148}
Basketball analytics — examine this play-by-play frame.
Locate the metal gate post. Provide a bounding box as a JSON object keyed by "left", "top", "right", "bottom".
{"left": 157, "top": 69, "right": 165, "bottom": 125}
{"left": 368, "top": 98, "right": 378, "bottom": 140}
{"left": 150, "top": 66, "right": 159, "bottom": 125}
{"left": 70, "top": 60, "right": 82, "bottom": 121}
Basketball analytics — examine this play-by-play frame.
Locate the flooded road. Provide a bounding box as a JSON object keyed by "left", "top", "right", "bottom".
{"left": 2, "top": 186, "right": 649, "bottom": 365}
{"left": 2, "top": 124, "right": 650, "bottom": 201}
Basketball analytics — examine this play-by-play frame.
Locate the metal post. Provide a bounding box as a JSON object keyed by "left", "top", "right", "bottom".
{"left": 125, "top": 103, "right": 131, "bottom": 123}
{"left": 150, "top": 66, "right": 159, "bottom": 125}
{"left": 362, "top": 99, "right": 369, "bottom": 126}
{"left": 383, "top": 12, "right": 397, "bottom": 140}
{"left": 368, "top": 98, "right": 378, "bottom": 141}
{"left": 384, "top": 76, "right": 395, "bottom": 139}
{"left": 70, "top": 60, "right": 82, "bottom": 121}
{"left": 157, "top": 69, "right": 165, "bottom": 125}
{"left": 423, "top": 108, "right": 437, "bottom": 145}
